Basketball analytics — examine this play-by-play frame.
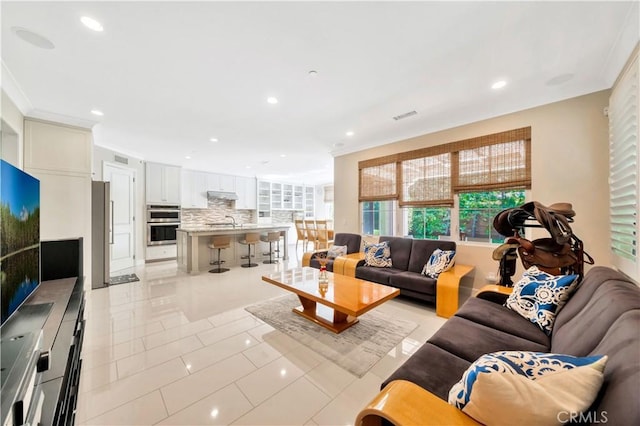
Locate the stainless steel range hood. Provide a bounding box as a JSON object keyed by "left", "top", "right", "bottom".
{"left": 207, "top": 191, "right": 239, "bottom": 201}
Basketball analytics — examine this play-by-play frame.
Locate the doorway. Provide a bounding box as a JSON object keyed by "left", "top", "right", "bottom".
{"left": 103, "top": 162, "right": 136, "bottom": 273}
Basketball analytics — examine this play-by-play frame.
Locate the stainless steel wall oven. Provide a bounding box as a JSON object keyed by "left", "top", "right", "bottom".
{"left": 146, "top": 205, "right": 180, "bottom": 246}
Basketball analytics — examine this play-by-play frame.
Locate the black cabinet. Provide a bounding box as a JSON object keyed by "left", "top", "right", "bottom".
{"left": 1, "top": 238, "right": 85, "bottom": 426}
{"left": 40, "top": 278, "right": 85, "bottom": 425}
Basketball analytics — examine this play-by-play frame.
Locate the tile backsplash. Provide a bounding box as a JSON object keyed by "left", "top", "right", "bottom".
{"left": 181, "top": 199, "right": 256, "bottom": 226}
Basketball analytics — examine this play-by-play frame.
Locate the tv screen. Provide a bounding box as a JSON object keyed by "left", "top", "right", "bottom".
{"left": 0, "top": 160, "right": 40, "bottom": 325}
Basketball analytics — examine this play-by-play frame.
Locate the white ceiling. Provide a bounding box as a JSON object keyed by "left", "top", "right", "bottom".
{"left": 2, "top": 1, "right": 638, "bottom": 185}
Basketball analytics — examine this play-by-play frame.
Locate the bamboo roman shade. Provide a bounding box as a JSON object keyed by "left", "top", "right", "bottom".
{"left": 456, "top": 129, "right": 531, "bottom": 191}
{"left": 358, "top": 127, "right": 531, "bottom": 205}
{"left": 359, "top": 161, "right": 397, "bottom": 201}
{"left": 400, "top": 153, "right": 453, "bottom": 206}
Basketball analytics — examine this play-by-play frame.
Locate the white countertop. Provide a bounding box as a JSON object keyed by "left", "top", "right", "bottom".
{"left": 177, "top": 223, "right": 291, "bottom": 233}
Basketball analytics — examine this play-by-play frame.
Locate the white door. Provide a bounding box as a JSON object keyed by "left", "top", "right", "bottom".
{"left": 103, "top": 162, "right": 136, "bottom": 273}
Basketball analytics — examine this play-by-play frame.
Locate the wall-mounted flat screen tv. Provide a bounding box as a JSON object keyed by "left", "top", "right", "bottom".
{"left": 0, "top": 160, "right": 40, "bottom": 325}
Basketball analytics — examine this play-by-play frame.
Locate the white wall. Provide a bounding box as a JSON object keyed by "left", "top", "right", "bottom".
{"left": 334, "top": 90, "right": 611, "bottom": 295}
{"left": 24, "top": 118, "right": 93, "bottom": 288}
{"left": 92, "top": 145, "right": 146, "bottom": 265}
{"left": 1, "top": 90, "right": 24, "bottom": 168}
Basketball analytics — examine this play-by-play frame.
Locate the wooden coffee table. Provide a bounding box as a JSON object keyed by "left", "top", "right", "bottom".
{"left": 262, "top": 267, "right": 400, "bottom": 333}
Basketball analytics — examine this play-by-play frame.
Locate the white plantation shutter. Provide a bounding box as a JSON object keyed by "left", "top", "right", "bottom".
{"left": 609, "top": 48, "right": 639, "bottom": 280}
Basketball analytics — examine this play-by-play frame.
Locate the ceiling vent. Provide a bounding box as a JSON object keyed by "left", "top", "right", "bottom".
{"left": 114, "top": 155, "right": 129, "bottom": 165}
{"left": 392, "top": 110, "right": 417, "bottom": 121}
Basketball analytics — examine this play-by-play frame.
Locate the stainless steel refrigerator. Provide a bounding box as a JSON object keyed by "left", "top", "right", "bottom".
{"left": 91, "top": 181, "right": 111, "bottom": 289}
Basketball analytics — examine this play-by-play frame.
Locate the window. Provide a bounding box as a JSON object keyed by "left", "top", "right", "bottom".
{"left": 458, "top": 190, "right": 525, "bottom": 243}
{"left": 405, "top": 207, "right": 450, "bottom": 239}
{"left": 361, "top": 201, "right": 395, "bottom": 236}
{"left": 359, "top": 127, "right": 531, "bottom": 242}
{"left": 609, "top": 48, "right": 638, "bottom": 279}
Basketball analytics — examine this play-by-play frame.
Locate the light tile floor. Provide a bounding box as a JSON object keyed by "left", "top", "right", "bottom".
{"left": 76, "top": 247, "right": 446, "bottom": 425}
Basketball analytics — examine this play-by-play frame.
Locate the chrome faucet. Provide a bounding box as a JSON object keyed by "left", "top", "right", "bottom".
{"left": 225, "top": 215, "right": 236, "bottom": 227}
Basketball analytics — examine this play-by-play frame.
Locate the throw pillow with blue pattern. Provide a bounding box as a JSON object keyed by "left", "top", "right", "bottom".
{"left": 448, "top": 351, "right": 607, "bottom": 426}
{"left": 421, "top": 248, "right": 456, "bottom": 278}
{"left": 364, "top": 241, "right": 392, "bottom": 268}
{"left": 504, "top": 266, "right": 578, "bottom": 335}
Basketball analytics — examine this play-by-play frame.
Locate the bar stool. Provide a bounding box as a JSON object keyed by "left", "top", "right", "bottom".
{"left": 208, "top": 236, "right": 231, "bottom": 273}
{"left": 239, "top": 232, "right": 260, "bottom": 268}
{"left": 261, "top": 231, "right": 280, "bottom": 264}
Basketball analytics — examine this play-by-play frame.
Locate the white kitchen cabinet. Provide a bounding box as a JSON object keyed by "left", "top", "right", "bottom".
{"left": 146, "top": 162, "right": 181, "bottom": 204}
{"left": 282, "top": 184, "right": 293, "bottom": 209}
{"left": 304, "top": 186, "right": 315, "bottom": 217}
{"left": 235, "top": 176, "right": 257, "bottom": 210}
{"left": 271, "top": 182, "right": 283, "bottom": 209}
{"left": 258, "top": 180, "right": 271, "bottom": 218}
{"left": 294, "top": 185, "right": 304, "bottom": 210}
{"left": 181, "top": 169, "right": 208, "bottom": 208}
{"left": 207, "top": 173, "right": 236, "bottom": 192}
{"left": 146, "top": 244, "right": 177, "bottom": 261}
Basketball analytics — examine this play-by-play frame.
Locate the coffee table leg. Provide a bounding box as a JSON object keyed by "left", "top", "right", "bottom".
{"left": 292, "top": 296, "right": 358, "bottom": 333}
{"left": 333, "top": 310, "right": 348, "bottom": 324}
{"left": 298, "top": 295, "right": 316, "bottom": 312}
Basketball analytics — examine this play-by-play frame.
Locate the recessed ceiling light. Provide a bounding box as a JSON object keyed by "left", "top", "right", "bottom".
{"left": 185, "top": 156, "right": 191, "bottom": 160}
{"left": 91, "top": 109, "right": 104, "bottom": 116}
{"left": 491, "top": 80, "right": 507, "bottom": 90}
{"left": 267, "top": 97, "right": 278, "bottom": 104}
{"left": 12, "top": 27, "right": 55, "bottom": 49}
{"left": 280, "top": 154, "right": 286, "bottom": 158}
{"left": 81, "top": 16, "right": 103, "bottom": 32}
{"left": 308, "top": 70, "right": 318, "bottom": 76}
{"left": 245, "top": 165, "right": 252, "bottom": 169}
{"left": 209, "top": 137, "right": 218, "bottom": 142}
{"left": 346, "top": 131, "right": 354, "bottom": 137}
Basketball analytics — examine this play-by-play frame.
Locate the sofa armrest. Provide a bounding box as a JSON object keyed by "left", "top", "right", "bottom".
{"left": 301, "top": 249, "right": 328, "bottom": 267}
{"left": 436, "top": 264, "right": 475, "bottom": 318}
{"left": 476, "top": 284, "right": 513, "bottom": 304}
{"left": 338, "top": 252, "right": 365, "bottom": 276}
{"left": 355, "top": 380, "right": 480, "bottom": 426}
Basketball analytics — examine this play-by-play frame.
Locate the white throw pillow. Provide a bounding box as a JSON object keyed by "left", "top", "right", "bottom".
{"left": 448, "top": 351, "right": 607, "bottom": 426}
{"left": 327, "top": 245, "right": 348, "bottom": 259}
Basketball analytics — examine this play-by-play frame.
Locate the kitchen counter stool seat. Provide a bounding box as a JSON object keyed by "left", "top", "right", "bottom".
{"left": 208, "top": 236, "right": 231, "bottom": 273}
{"left": 261, "top": 231, "right": 281, "bottom": 264}
{"left": 239, "top": 232, "right": 261, "bottom": 268}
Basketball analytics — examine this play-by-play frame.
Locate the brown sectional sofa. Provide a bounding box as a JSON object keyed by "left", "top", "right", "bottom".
{"left": 356, "top": 266, "right": 640, "bottom": 425}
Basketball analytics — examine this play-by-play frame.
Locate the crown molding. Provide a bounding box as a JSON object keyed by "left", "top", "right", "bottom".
{"left": 1, "top": 61, "right": 33, "bottom": 114}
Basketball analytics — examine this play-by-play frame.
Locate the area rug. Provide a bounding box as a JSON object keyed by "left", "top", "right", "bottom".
{"left": 245, "top": 294, "right": 417, "bottom": 378}
{"left": 109, "top": 273, "right": 140, "bottom": 286}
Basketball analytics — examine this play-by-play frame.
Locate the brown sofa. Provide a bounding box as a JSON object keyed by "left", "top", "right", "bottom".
{"left": 356, "top": 266, "right": 640, "bottom": 425}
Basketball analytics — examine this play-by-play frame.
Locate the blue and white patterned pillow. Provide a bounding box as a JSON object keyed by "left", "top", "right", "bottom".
{"left": 421, "top": 248, "right": 456, "bottom": 278}
{"left": 327, "top": 245, "right": 347, "bottom": 259}
{"left": 364, "top": 241, "right": 392, "bottom": 268}
{"left": 504, "top": 266, "right": 578, "bottom": 335}
{"left": 448, "top": 351, "right": 607, "bottom": 426}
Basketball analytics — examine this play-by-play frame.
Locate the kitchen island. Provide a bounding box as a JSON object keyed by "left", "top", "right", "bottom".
{"left": 176, "top": 224, "right": 290, "bottom": 273}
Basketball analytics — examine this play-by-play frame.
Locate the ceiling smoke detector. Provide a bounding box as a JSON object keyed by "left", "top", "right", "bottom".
{"left": 392, "top": 110, "right": 417, "bottom": 121}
